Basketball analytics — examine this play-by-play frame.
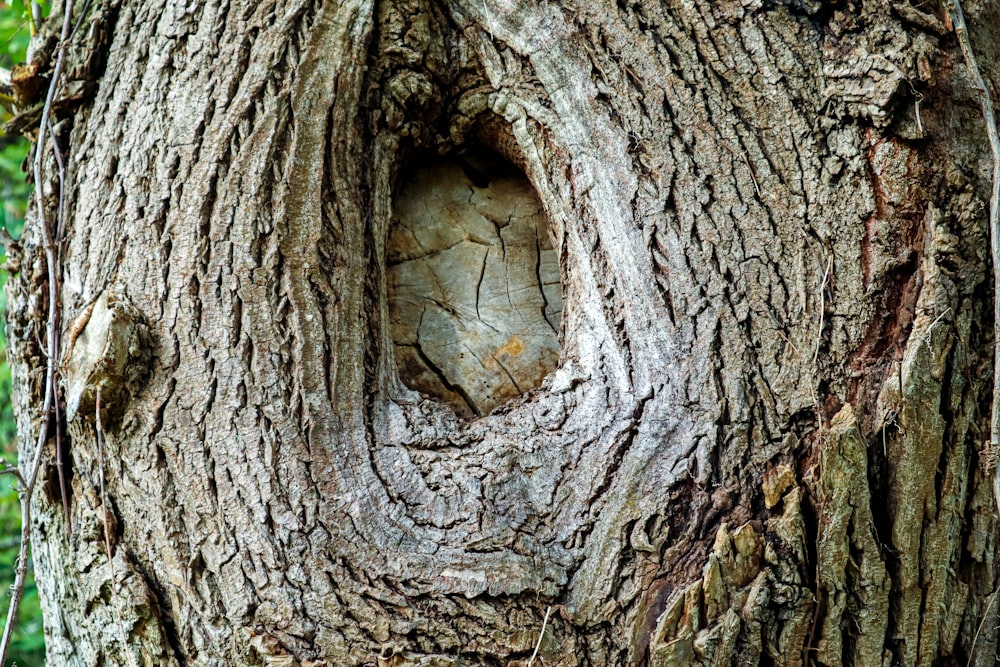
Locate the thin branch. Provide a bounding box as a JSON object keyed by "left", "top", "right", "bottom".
{"left": 945, "top": 0, "right": 1000, "bottom": 515}
{"left": 0, "top": 466, "right": 25, "bottom": 488}
{"left": 68, "top": 0, "right": 94, "bottom": 42}
{"left": 0, "top": 0, "right": 78, "bottom": 662}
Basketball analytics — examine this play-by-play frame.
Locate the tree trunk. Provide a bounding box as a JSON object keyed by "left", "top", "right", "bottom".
{"left": 6, "top": 0, "right": 1000, "bottom": 665}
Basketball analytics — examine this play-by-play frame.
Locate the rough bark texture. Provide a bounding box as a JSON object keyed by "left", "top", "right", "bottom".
{"left": 5, "top": 0, "right": 1000, "bottom": 665}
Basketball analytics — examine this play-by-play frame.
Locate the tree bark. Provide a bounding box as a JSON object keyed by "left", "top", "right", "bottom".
{"left": 5, "top": 0, "right": 1000, "bottom": 665}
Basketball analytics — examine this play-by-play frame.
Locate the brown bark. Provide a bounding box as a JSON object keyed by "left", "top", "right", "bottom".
{"left": 5, "top": 0, "right": 1000, "bottom": 665}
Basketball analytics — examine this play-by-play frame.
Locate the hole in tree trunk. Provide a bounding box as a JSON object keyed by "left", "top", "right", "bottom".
{"left": 387, "top": 146, "right": 563, "bottom": 418}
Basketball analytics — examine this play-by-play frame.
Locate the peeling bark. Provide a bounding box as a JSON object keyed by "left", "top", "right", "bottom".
{"left": 4, "top": 0, "right": 999, "bottom": 665}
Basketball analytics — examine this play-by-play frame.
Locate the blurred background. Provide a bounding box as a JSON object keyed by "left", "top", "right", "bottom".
{"left": 0, "top": 0, "right": 47, "bottom": 664}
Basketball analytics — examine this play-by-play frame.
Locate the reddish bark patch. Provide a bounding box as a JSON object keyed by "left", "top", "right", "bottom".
{"left": 849, "top": 136, "right": 930, "bottom": 426}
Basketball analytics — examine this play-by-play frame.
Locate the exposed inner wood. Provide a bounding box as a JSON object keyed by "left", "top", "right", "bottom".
{"left": 388, "top": 157, "right": 562, "bottom": 416}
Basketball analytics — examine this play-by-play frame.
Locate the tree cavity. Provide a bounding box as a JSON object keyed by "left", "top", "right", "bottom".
{"left": 388, "top": 148, "right": 562, "bottom": 418}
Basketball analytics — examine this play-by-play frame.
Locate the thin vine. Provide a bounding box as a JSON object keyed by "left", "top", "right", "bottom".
{"left": 0, "top": 0, "right": 76, "bottom": 661}
{"left": 943, "top": 0, "right": 1000, "bottom": 516}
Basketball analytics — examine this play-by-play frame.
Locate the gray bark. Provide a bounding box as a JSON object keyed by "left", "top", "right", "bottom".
{"left": 4, "top": 0, "right": 1000, "bottom": 665}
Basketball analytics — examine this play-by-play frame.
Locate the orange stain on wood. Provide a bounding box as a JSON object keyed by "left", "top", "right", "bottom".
{"left": 497, "top": 335, "right": 524, "bottom": 358}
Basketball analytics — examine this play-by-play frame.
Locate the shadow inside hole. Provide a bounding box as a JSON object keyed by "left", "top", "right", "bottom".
{"left": 387, "top": 147, "right": 563, "bottom": 418}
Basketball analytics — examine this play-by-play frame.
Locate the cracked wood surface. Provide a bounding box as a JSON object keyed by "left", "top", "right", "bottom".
{"left": 4, "top": 0, "right": 999, "bottom": 665}
{"left": 388, "top": 158, "right": 562, "bottom": 417}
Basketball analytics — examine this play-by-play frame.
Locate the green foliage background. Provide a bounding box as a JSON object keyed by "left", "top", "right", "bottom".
{"left": 0, "top": 1, "right": 46, "bottom": 665}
